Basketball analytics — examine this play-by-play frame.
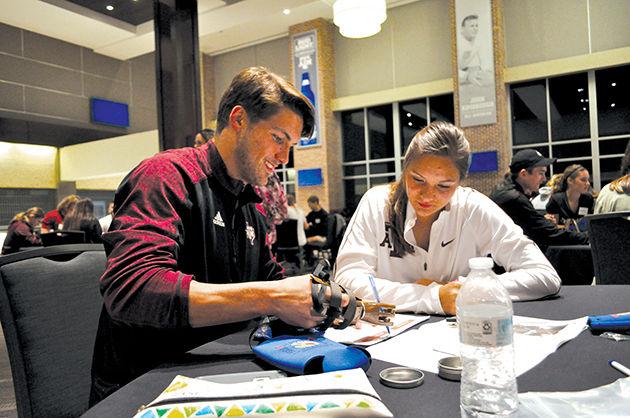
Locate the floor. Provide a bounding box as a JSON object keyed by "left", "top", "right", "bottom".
{"left": 0, "top": 327, "right": 17, "bottom": 418}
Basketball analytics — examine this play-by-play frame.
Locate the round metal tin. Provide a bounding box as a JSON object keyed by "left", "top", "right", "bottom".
{"left": 438, "top": 356, "right": 462, "bottom": 381}
{"left": 379, "top": 366, "right": 425, "bottom": 388}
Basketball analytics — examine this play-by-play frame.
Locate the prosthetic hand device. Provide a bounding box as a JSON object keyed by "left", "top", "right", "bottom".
{"left": 310, "top": 260, "right": 395, "bottom": 331}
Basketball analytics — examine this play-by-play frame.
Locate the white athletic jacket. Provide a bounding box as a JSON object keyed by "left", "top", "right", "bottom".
{"left": 334, "top": 186, "right": 561, "bottom": 315}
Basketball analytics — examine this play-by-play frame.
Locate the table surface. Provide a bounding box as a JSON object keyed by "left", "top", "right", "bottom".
{"left": 83, "top": 285, "right": 630, "bottom": 418}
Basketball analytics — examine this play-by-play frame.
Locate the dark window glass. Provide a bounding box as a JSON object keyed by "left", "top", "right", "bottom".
{"left": 599, "top": 137, "right": 630, "bottom": 156}
{"left": 286, "top": 148, "right": 294, "bottom": 168}
{"left": 548, "top": 73, "right": 590, "bottom": 141}
{"left": 551, "top": 141, "right": 592, "bottom": 159}
{"left": 596, "top": 65, "right": 630, "bottom": 137}
{"left": 370, "top": 161, "right": 396, "bottom": 174}
{"left": 286, "top": 183, "right": 296, "bottom": 197}
{"left": 341, "top": 110, "right": 365, "bottom": 162}
{"left": 344, "top": 178, "right": 368, "bottom": 215}
{"left": 275, "top": 170, "right": 284, "bottom": 182}
{"left": 399, "top": 99, "right": 427, "bottom": 154}
{"left": 371, "top": 176, "right": 395, "bottom": 186}
{"left": 511, "top": 80, "right": 548, "bottom": 145}
{"left": 551, "top": 159, "right": 593, "bottom": 178}
{"left": 343, "top": 164, "right": 367, "bottom": 176}
{"left": 512, "top": 145, "right": 550, "bottom": 157}
{"left": 367, "top": 105, "right": 394, "bottom": 159}
{"left": 429, "top": 94, "right": 455, "bottom": 124}
{"left": 600, "top": 156, "right": 624, "bottom": 185}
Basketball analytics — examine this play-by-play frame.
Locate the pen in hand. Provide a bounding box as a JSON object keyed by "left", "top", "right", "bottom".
{"left": 367, "top": 274, "right": 391, "bottom": 335}
{"left": 609, "top": 360, "right": 630, "bottom": 376}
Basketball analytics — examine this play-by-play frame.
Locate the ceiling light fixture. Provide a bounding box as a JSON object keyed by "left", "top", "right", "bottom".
{"left": 106, "top": 5, "right": 114, "bottom": 11}
{"left": 333, "top": 0, "right": 387, "bottom": 39}
{"left": 283, "top": 9, "right": 291, "bottom": 15}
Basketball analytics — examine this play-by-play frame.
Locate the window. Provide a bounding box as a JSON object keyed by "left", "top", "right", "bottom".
{"left": 340, "top": 94, "right": 455, "bottom": 213}
{"left": 276, "top": 148, "right": 296, "bottom": 196}
{"left": 509, "top": 65, "right": 630, "bottom": 190}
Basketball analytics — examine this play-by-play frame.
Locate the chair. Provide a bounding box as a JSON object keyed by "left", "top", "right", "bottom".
{"left": 274, "top": 219, "right": 303, "bottom": 268}
{"left": 0, "top": 244, "right": 106, "bottom": 417}
{"left": 584, "top": 212, "right": 630, "bottom": 285}
{"left": 544, "top": 245, "right": 594, "bottom": 286}
{"left": 40, "top": 230, "right": 86, "bottom": 246}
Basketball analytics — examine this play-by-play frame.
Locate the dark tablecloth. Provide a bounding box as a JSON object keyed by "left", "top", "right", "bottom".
{"left": 83, "top": 286, "right": 630, "bottom": 418}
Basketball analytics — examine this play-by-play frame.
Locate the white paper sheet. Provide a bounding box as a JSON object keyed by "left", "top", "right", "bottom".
{"left": 324, "top": 313, "right": 429, "bottom": 346}
{"left": 368, "top": 316, "right": 588, "bottom": 376}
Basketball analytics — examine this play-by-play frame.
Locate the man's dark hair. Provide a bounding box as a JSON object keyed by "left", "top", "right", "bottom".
{"left": 216, "top": 67, "right": 315, "bottom": 138}
{"left": 462, "top": 14, "right": 478, "bottom": 27}
{"left": 199, "top": 128, "right": 215, "bottom": 141}
{"left": 307, "top": 195, "right": 319, "bottom": 204}
{"left": 509, "top": 166, "right": 536, "bottom": 182}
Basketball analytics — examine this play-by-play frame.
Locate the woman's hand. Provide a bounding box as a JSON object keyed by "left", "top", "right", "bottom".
{"left": 415, "top": 278, "right": 436, "bottom": 286}
{"left": 438, "top": 281, "right": 462, "bottom": 315}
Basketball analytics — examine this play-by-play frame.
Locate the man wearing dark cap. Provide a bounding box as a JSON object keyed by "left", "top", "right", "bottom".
{"left": 490, "top": 149, "right": 589, "bottom": 251}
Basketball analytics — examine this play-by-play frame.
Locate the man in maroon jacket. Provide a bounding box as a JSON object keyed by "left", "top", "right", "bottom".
{"left": 90, "top": 67, "right": 335, "bottom": 403}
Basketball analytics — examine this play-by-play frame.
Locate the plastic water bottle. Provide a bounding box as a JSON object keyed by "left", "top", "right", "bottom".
{"left": 457, "top": 257, "right": 518, "bottom": 417}
{"left": 300, "top": 72, "right": 316, "bottom": 106}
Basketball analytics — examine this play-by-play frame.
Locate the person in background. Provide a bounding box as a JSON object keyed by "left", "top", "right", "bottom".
{"left": 41, "top": 194, "right": 79, "bottom": 232}
{"left": 490, "top": 149, "right": 588, "bottom": 251}
{"left": 285, "top": 194, "right": 307, "bottom": 247}
{"left": 530, "top": 173, "right": 563, "bottom": 211}
{"left": 89, "top": 66, "right": 329, "bottom": 404}
{"left": 193, "top": 128, "right": 215, "bottom": 148}
{"left": 335, "top": 122, "right": 560, "bottom": 315}
{"left": 254, "top": 171, "right": 288, "bottom": 247}
{"left": 305, "top": 195, "right": 328, "bottom": 242}
{"left": 545, "top": 164, "right": 594, "bottom": 231}
{"left": 595, "top": 140, "right": 630, "bottom": 213}
{"left": 99, "top": 200, "right": 115, "bottom": 233}
{"left": 63, "top": 198, "right": 103, "bottom": 243}
{"left": 1, "top": 207, "right": 44, "bottom": 255}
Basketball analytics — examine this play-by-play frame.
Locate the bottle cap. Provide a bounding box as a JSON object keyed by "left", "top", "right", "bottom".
{"left": 379, "top": 367, "right": 424, "bottom": 388}
{"left": 468, "top": 257, "right": 493, "bottom": 270}
{"left": 438, "top": 356, "right": 462, "bottom": 381}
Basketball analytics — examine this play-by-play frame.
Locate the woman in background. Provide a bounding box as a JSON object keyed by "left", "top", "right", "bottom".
{"left": 334, "top": 121, "right": 560, "bottom": 315}
{"left": 546, "top": 164, "right": 594, "bottom": 230}
{"left": 1, "top": 207, "right": 44, "bottom": 255}
{"left": 63, "top": 198, "right": 103, "bottom": 243}
{"left": 595, "top": 141, "right": 630, "bottom": 213}
{"left": 41, "top": 194, "right": 79, "bottom": 232}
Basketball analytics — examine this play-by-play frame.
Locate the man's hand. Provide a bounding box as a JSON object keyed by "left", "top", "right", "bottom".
{"left": 438, "top": 281, "right": 462, "bottom": 315}
{"left": 416, "top": 278, "right": 436, "bottom": 286}
{"left": 270, "top": 275, "right": 349, "bottom": 329}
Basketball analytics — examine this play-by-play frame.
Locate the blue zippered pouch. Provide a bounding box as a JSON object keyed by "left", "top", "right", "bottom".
{"left": 588, "top": 312, "right": 630, "bottom": 332}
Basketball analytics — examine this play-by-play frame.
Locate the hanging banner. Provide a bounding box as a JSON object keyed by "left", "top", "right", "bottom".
{"left": 455, "top": 0, "right": 497, "bottom": 127}
{"left": 292, "top": 30, "right": 321, "bottom": 148}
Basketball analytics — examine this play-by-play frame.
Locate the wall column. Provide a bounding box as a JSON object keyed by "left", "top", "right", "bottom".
{"left": 289, "top": 19, "right": 342, "bottom": 212}
{"left": 450, "top": 0, "right": 509, "bottom": 194}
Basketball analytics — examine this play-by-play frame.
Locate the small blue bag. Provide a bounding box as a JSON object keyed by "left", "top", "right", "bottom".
{"left": 252, "top": 333, "right": 371, "bottom": 375}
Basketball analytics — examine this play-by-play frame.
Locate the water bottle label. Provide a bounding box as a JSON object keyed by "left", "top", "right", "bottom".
{"left": 460, "top": 317, "right": 512, "bottom": 347}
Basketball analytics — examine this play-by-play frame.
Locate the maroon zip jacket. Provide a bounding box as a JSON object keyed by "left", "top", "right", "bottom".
{"left": 90, "top": 142, "right": 283, "bottom": 404}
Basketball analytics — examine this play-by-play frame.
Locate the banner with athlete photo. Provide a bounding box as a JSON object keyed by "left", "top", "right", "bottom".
{"left": 455, "top": 0, "right": 497, "bottom": 127}
{"left": 292, "top": 30, "right": 321, "bottom": 148}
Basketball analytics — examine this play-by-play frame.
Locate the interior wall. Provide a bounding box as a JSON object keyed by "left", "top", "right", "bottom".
{"left": 0, "top": 141, "right": 57, "bottom": 188}
{"left": 212, "top": 37, "right": 290, "bottom": 113}
{"left": 0, "top": 22, "right": 157, "bottom": 135}
{"left": 59, "top": 130, "right": 160, "bottom": 190}
{"left": 504, "top": 0, "right": 630, "bottom": 68}
{"left": 334, "top": 0, "right": 452, "bottom": 98}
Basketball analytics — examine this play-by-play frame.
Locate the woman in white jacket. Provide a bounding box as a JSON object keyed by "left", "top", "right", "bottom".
{"left": 334, "top": 121, "right": 561, "bottom": 315}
